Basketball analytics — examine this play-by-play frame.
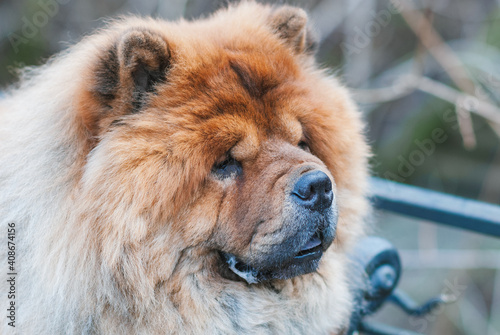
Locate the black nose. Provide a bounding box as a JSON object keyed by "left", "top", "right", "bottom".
{"left": 291, "top": 170, "right": 333, "bottom": 211}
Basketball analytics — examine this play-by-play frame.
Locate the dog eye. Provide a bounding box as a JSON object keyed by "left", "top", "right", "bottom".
{"left": 298, "top": 141, "right": 310, "bottom": 152}
{"left": 212, "top": 156, "right": 242, "bottom": 178}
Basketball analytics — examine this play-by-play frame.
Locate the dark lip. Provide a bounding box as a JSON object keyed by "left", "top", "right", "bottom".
{"left": 293, "top": 233, "right": 323, "bottom": 261}
{"left": 220, "top": 231, "right": 326, "bottom": 284}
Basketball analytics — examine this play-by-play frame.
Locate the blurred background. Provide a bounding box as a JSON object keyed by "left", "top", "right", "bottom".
{"left": 1, "top": 0, "right": 499, "bottom": 333}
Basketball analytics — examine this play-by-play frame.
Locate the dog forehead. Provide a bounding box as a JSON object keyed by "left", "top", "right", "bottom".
{"left": 155, "top": 49, "right": 302, "bottom": 123}
{"left": 135, "top": 29, "right": 314, "bottom": 164}
{"left": 226, "top": 49, "right": 298, "bottom": 99}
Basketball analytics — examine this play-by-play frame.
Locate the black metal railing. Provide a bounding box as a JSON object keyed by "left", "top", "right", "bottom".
{"left": 347, "top": 177, "right": 500, "bottom": 335}
{"left": 370, "top": 177, "right": 500, "bottom": 237}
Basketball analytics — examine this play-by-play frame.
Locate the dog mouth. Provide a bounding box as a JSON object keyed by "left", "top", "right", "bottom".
{"left": 221, "top": 232, "right": 325, "bottom": 284}
{"left": 294, "top": 233, "right": 322, "bottom": 259}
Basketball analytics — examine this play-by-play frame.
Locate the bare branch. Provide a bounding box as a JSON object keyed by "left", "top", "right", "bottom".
{"left": 351, "top": 74, "right": 419, "bottom": 104}
{"left": 392, "top": 0, "right": 476, "bottom": 94}
{"left": 392, "top": 0, "right": 481, "bottom": 147}
{"left": 456, "top": 102, "right": 477, "bottom": 150}
{"left": 418, "top": 77, "right": 500, "bottom": 125}
{"left": 352, "top": 75, "right": 500, "bottom": 126}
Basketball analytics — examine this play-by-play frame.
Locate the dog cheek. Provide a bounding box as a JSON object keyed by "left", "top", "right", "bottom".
{"left": 179, "top": 188, "right": 225, "bottom": 247}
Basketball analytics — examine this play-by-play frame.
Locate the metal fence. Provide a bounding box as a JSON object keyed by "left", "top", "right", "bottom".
{"left": 348, "top": 178, "right": 500, "bottom": 335}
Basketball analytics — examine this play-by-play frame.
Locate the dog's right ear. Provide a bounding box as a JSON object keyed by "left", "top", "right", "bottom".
{"left": 78, "top": 29, "right": 171, "bottom": 137}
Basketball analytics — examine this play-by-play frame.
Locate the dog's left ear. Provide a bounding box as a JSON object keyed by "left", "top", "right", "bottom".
{"left": 267, "top": 6, "right": 317, "bottom": 55}
{"left": 115, "top": 29, "right": 171, "bottom": 110}
{"left": 79, "top": 29, "right": 170, "bottom": 137}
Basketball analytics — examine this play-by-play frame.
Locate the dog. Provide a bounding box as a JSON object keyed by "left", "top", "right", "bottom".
{"left": 0, "top": 2, "right": 369, "bottom": 334}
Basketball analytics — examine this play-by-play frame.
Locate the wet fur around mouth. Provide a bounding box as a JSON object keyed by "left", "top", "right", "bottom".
{"left": 221, "top": 248, "right": 324, "bottom": 284}
{"left": 220, "top": 224, "right": 335, "bottom": 284}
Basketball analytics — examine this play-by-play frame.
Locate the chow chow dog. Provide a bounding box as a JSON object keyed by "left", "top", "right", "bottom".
{"left": 0, "top": 2, "right": 369, "bottom": 334}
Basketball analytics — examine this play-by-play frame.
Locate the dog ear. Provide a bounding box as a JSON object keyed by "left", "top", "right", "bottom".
{"left": 115, "top": 29, "right": 171, "bottom": 111}
{"left": 79, "top": 29, "right": 170, "bottom": 136}
{"left": 267, "top": 6, "right": 317, "bottom": 55}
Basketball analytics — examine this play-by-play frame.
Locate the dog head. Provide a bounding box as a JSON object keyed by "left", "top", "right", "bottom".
{"left": 76, "top": 3, "right": 369, "bottom": 287}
